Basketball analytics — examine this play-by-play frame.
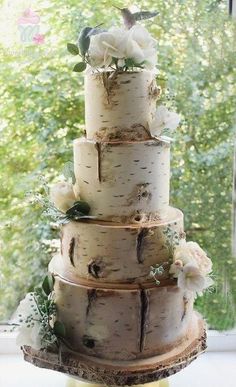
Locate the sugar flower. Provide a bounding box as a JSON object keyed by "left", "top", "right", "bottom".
{"left": 177, "top": 264, "right": 206, "bottom": 293}
{"left": 88, "top": 25, "right": 157, "bottom": 70}
{"left": 50, "top": 182, "right": 77, "bottom": 213}
{"left": 149, "top": 105, "right": 180, "bottom": 138}
{"left": 89, "top": 27, "right": 127, "bottom": 68}
{"left": 186, "top": 241, "right": 212, "bottom": 276}
{"left": 169, "top": 239, "right": 213, "bottom": 295}
{"left": 11, "top": 293, "right": 43, "bottom": 350}
{"left": 125, "top": 24, "right": 157, "bottom": 69}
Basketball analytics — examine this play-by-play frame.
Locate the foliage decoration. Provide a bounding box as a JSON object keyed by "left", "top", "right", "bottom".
{"left": 10, "top": 274, "right": 66, "bottom": 351}
{"left": 150, "top": 264, "right": 166, "bottom": 285}
{"left": 30, "top": 173, "right": 93, "bottom": 224}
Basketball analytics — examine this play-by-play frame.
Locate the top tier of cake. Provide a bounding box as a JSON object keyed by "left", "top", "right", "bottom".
{"left": 85, "top": 70, "right": 159, "bottom": 141}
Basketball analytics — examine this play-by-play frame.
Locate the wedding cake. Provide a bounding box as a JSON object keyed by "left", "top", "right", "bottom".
{"left": 15, "top": 9, "right": 213, "bottom": 384}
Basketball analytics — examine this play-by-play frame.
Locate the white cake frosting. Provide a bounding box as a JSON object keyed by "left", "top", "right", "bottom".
{"left": 49, "top": 262, "right": 194, "bottom": 361}
{"left": 85, "top": 71, "right": 159, "bottom": 141}
{"left": 57, "top": 207, "right": 184, "bottom": 283}
{"left": 48, "top": 68, "right": 205, "bottom": 363}
{"left": 73, "top": 137, "right": 170, "bottom": 222}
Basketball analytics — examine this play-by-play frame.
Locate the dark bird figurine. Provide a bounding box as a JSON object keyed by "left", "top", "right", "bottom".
{"left": 114, "top": 6, "right": 159, "bottom": 29}
{"left": 77, "top": 24, "right": 106, "bottom": 58}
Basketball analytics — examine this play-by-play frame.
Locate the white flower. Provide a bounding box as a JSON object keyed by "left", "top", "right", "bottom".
{"left": 89, "top": 27, "right": 127, "bottom": 68}
{"left": 150, "top": 105, "right": 180, "bottom": 138}
{"left": 173, "top": 239, "right": 194, "bottom": 266}
{"left": 186, "top": 241, "right": 212, "bottom": 276}
{"left": 126, "top": 25, "right": 157, "bottom": 69}
{"left": 50, "top": 182, "right": 77, "bottom": 213}
{"left": 169, "top": 259, "right": 183, "bottom": 278}
{"left": 177, "top": 263, "right": 206, "bottom": 293}
{"left": 11, "top": 293, "right": 43, "bottom": 350}
{"left": 169, "top": 239, "right": 214, "bottom": 295}
{"left": 173, "top": 239, "right": 212, "bottom": 276}
{"left": 88, "top": 24, "right": 157, "bottom": 70}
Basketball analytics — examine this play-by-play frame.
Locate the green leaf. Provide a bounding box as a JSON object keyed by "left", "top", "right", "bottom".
{"left": 62, "top": 161, "right": 76, "bottom": 184}
{"left": 67, "top": 43, "right": 79, "bottom": 55}
{"left": 42, "top": 274, "right": 55, "bottom": 296}
{"left": 73, "top": 62, "right": 87, "bottom": 72}
{"left": 53, "top": 321, "right": 66, "bottom": 338}
{"left": 125, "top": 58, "right": 136, "bottom": 67}
{"left": 66, "top": 200, "right": 90, "bottom": 217}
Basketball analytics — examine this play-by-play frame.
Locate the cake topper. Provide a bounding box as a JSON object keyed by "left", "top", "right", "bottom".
{"left": 67, "top": 7, "right": 158, "bottom": 73}
{"left": 114, "top": 6, "right": 158, "bottom": 29}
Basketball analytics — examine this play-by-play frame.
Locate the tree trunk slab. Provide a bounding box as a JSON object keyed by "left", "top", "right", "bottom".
{"left": 22, "top": 316, "right": 206, "bottom": 386}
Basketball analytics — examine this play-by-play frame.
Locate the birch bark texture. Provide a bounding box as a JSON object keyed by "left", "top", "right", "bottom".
{"left": 73, "top": 138, "right": 170, "bottom": 222}
{"left": 58, "top": 208, "right": 184, "bottom": 283}
{"left": 50, "top": 269, "right": 194, "bottom": 361}
{"left": 51, "top": 70, "right": 198, "bottom": 366}
{"left": 85, "top": 71, "right": 159, "bottom": 141}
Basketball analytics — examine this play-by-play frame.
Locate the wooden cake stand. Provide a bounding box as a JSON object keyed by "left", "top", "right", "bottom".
{"left": 22, "top": 315, "right": 206, "bottom": 386}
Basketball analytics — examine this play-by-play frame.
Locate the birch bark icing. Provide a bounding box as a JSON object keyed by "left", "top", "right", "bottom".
{"left": 49, "top": 70, "right": 202, "bottom": 365}
{"left": 58, "top": 207, "right": 184, "bottom": 283}
{"left": 73, "top": 138, "right": 170, "bottom": 222}
{"left": 85, "top": 71, "right": 159, "bottom": 141}
{"left": 49, "top": 267, "right": 194, "bottom": 361}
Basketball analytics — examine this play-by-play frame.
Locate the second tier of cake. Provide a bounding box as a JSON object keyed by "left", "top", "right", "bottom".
{"left": 74, "top": 137, "right": 170, "bottom": 222}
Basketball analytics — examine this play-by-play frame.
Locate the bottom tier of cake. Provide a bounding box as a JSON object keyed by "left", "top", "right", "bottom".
{"left": 49, "top": 260, "right": 195, "bottom": 361}
{"left": 22, "top": 313, "right": 206, "bottom": 385}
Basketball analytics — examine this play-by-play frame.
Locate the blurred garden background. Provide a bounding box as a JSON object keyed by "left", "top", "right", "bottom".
{"left": 0, "top": 0, "right": 236, "bottom": 330}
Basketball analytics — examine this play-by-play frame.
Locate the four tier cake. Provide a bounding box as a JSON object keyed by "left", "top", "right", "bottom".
{"left": 16, "top": 13, "right": 213, "bottom": 385}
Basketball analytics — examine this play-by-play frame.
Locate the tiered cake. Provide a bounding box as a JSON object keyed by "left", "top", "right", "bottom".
{"left": 20, "top": 18, "right": 212, "bottom": 384}
{"left": 48, "top": 70, "right": 205, "bottom": 367}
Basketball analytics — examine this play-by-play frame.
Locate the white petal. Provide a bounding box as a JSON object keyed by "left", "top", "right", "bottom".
{"left": 50, "top": 182, "right": 76, "bottom": 213}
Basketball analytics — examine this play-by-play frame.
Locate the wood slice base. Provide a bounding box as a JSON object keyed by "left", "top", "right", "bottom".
{"left": 22, "top": 315, "right": 206, "bottom": 386}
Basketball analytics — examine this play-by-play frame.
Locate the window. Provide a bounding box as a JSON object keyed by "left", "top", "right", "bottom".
{"left": 0, "top": 1, "right": 236, "bottom": 332}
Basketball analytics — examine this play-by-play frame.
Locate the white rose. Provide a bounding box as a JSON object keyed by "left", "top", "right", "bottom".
{"left": 177, "top": 264, "right": 206, "bottom": 293}
{"left": 169, "top": 259, "right": 183, "bottom": 278}
{"left": 150, "top": 105, "right": 181, "bottom": 138}
{"left": 126, "top": 25, "right": 157, "bottom": 69}
{"left": 173, "top": 239, "right": 194, "bottom": 266}
{"left": 89, "top": 27, "right": 127, "bottom": 68}
{"left": 170, "top": 239, "right": 213, "bottom": 294}
{"left": 11, "top": 293, "right": 43, "bottom": 350}
{"left": 50, "top": 182, "right": 76, "bottom": 213}
{"left": 172, "top": 240, "right": 212, "bottom": 275}
{"left": 186, "top": 241, "right": 212, "bottom": 276}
